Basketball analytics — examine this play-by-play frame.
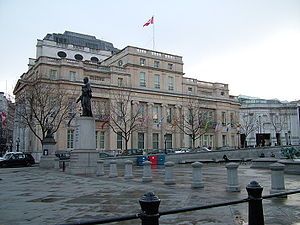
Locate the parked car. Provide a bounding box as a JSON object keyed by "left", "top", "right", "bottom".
{"left": 55, "top": 151, "right": 71, "bottom": 160}
{"left": 195, "top": 147, "right": 211, "bottom": 152}
{"left": 217, "top": 146, "right": 232, "bottom": 151}
{"left": 175, "top": 148, "right": 191, "bottom": 154}
{"left": 0, "top": 152, "right": 35, "bottom": 168}
{"left": 118, "top": 149, "right": 143, "bottom": 156}
{"left": 99, "top": 152, "right": 114, "bottom": 158}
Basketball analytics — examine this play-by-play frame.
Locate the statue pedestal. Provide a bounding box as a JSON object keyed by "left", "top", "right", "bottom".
{"left": 39, "top": 137, "right": 57, "bottom": 169}
{"left": 68, "top": 117, "right": 98, "bottom": 175}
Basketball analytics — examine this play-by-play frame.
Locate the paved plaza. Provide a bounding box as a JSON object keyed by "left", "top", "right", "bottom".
{"left": 0, "top": 162, "right": 300, "bottom": 225}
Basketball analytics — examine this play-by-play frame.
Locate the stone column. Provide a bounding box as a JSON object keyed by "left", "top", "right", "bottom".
{"left": 109, "top": 160, "right": 118, "bottom": 178}
{"left": 147, "top": 103, "right": 153, "bottom": 150}
{"left": 160, "top": 104, "right": 167, "bottom": 148}
{"left": 96, "top": 160, "right": 105, "bottom": 176}
{"left": 164, "top": 161, "right": 175, "bottom": 185}
{"left": 191, "top": 162, "right": 204, "bottom": 188}
{"left": 270, "top": 163, "right": 285, "bottom": 194}
{"left": 124, "top": 160, "right": 134, "bottom": 179}
{"left": 142, "top": 161, "right": 152, "bottom": 182}
{"left": 174, "top": 105, "right": 181, "bottom": 148}
{"left": 225, "top": 163, "right": 240, "bottom": 192}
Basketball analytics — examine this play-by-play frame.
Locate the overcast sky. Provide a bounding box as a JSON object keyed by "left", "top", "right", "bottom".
{"left": 0, "top": 0, "right": 299, "bottom": 101}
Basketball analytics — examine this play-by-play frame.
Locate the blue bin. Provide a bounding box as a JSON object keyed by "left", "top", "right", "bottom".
{"left": 157, "top": 155, "right": 166, "bottom": 165}
{"left": 137, "top": 156, "right": 148, "bottom": 166}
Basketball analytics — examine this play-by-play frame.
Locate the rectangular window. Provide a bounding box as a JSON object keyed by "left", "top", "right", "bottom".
{"left": 152, "top": 133, "right": 159, "bottom": 149}
{"left": 95, "top": 131, "right": 98, "bottom": 149}
{"left": 209, "top": 135, "right": 214, "bottom": 148}
{"left": 153, "top": 105, "right": 159, "bottom": 122}
{"left": 204, "top": 135, "right": 209, "bottom": 146}
{"left": 167, "top": 107, "right": 172, "bottom": 123}
{"left": 117, "top": 132, "right": 122, "bottom": 149}
{"left": 100, "top": 131, "right": 105, "bottom": 149}
{"left": 138, "top": 133, "right": 145, "bottom": 149}
{"left": 139, "top": 104, "right": 145, "bottom": 118}
{"left": 154, "top": 74, "right": 160, "bottom": 89}
{"left": 188, "top": 87, "right": 192, "bottom": 92}
{"left": 140, "top": 72, "right": 146, "bottom": 87}
{"left": 168, "top": 63, "right": 173, "bottom": 70}
{"left": 222, "top": 135, "right": 227, "bottom": 146}
{"left": 230, "top": 113, "right": 234, "bottom": 125}
{"left": 222, "top": 112, "right": 226, "bottom": 125}
{"left": 67, "top": 130, "right": 74, "bottom": 149}
{"left": 154, "top": 61, "right": 160, "bottom": 68}
{"left": 140, "top": 58, "right": 145, "bottom": 66}
{"left": 50, "top": 69, "right": 57, "bottom": 80}
{"left": 189, "top": 135, "right": 193, "bottom": 148}
{"left": 165, "top": 134, "right": 172, "bottom": 149}
{"left": 168, "top": 76, "right": 174, "bottom": 91}
{"left": 69, "top": 71, "right": 76, "bottom": 81}
{"left": 118, "top": 78, "right": 123, "bottom": 87}
{"left": 117, "top": 102, "right": 123, "bottom": 121}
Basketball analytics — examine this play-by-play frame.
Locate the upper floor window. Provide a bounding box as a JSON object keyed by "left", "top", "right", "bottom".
{"left": 168, "top": 76, "right": 174, "bottom": 91}
{"left": 222, "top": 112, "right": 226, "bottom": 125}
{"left": 140, "top": 72, "right": 146, "bottom": 87}
{"left": 50, "top": 69, "right": 57, "bottom": 80}
{"left": 167, "top": 107, "right": 173, "bottom": 123}
{"left": 188, "top": 87, "right": 192, "bottom": 92}
{"left": 153, "top": 105, "right": 159, "bottom": 122}
{"left": 67, "top": 130, "right": 74, "bottom": 149}
{"left": 154, "top": 61, "right": 160, "bottom": 68}
{"left": 140, "top": 58, "right": 146, "bottom": 66}
{"left": 168, "top": 63, "right": 173, "bottom": 70}
{"left": 118, "top": 78, "right": 123, "bottom": 87}
{"left": 154, "top": 74, "right": 160, "bottom": 89}
{"left": 69, "top": 71, "right": 76, "bottom": 81}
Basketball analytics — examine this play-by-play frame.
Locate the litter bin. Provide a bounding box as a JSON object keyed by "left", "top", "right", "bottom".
{"left": 157, "top": 155, "right": 165, "bottom": 165}
{"left": 148, "top": 155, "right": 158, "bottom": 165}
{"left": 137, "top": 156, "right": 148, "bottom": 166}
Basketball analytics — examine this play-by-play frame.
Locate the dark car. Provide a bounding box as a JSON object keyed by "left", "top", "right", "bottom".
{"left": 55, "top": 151, "right": 71, "bottom": 160}
{"left": 0, "top": 152, "right": 35, "bottom": 168}
{"left": 118, "top": 149, "right": 143, "bottom": 156}
{"left": 99, "top": 152, "right": 114, "bottom": 158}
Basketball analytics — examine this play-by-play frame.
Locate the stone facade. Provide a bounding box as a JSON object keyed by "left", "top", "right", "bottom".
{"left": 238, "top": 96, "right": 300, "bottom": 147}
{"left": 13, "top": 31, "right": 240, "bottom": 159}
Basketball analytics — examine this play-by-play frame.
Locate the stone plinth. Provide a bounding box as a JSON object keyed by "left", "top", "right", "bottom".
{"left": 142, "top": 161, "right": 152, "bottom": 182}
{"left": 191, "top": 162, "right": 204, "bottom": 188}
{"left": 124, "top": 160, "right": 133, "bottom": 179}
{"left": 250, "top": 158, "right": 278, "bottom": 169}
{"left": 270, "top": 163, "right": 285, "bottom": 194}
{"left": 68, "top": 117, "right": 98, "bottom": 175}
{"left": 164, "top": 161, "right": 175, "bottom": 185}
{"left": 278, "top": 160, "right": 300, "bottom": 175}
{"left": 39, "top": 137, "right": 57, "bottom": 169}
{"left": 225, "top": 163, "right": 240, "bottom": 192}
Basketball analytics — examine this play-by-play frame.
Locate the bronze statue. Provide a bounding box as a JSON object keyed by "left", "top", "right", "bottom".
{"left": 77, "top": 77, "right": 93, "bottom": 117}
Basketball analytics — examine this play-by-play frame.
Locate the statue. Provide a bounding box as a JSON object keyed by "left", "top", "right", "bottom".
{"left": 76, "top": 77, "right": 93, "bottom": 117}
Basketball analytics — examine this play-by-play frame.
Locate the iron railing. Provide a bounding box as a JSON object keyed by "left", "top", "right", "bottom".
{"left": 59, "top": 181, "right": 300, "bottom": 225}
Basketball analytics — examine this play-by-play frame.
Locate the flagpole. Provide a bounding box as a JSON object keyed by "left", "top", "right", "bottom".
{"left": 153, "top": 15, "right": 155, "bottom": 50}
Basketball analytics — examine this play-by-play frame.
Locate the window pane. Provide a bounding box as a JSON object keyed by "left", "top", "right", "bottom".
{"left": 138, "top": 133, "right": 144, "bottom": 149}
{"left": 168, "top": 76, "right": 174, "bottom": 90}
{"left": 117, "top": 132, "right": 122, "bottom": 149}
{"left": 152, "top": 133, "right": 159, "bottom": 149}
{"left": 154, "top": 74, "right": 160, "bottom": 89}
{"left": 67, "top": 130, "right": 74, "bottom": 149}
{"left": 140, "top": 72, "right": 146, "bottom": 87}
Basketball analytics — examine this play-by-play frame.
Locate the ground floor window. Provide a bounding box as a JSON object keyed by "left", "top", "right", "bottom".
{"left": 165, "top": 134, "right": 172, "bottom": 149}
{"left": 138, "top": 133, "right": 145, "bottom": 149}
{"left": 67, "top": 130, "right": 74, "bottom": 149}
{"left": 188, "top": 135, "right": 192, "bottom": 148}
{"left": 222, "top": 135, "right": 227, "bottom": 146}
{"left": 152, "top": 133, "right": 159, "bottom": 149}
{"left": 96, "top": 131, "right": 105, "bottom": 149}
{"left": 117, "top": 132, "right": 122, "bottom": 149}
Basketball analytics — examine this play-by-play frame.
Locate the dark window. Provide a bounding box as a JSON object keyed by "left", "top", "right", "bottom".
{"left": 91, "top": 57, "right": 99, "bottom": 62}
{"left": 75, "top": 54, "right": 83, "bottom": 60}
{"left": 57, "top": 51, "right": 67, "bottom": 58}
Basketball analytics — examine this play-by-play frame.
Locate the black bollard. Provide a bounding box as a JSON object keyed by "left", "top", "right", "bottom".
{"left": 139, "top": 192, "right": 161, "bottom": 225}
{"left": 246, "top": 181, "right": 264, "bottom": 225}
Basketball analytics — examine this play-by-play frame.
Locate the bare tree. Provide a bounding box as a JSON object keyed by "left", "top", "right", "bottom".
{"left": 16, "top": 81, "right": 75, "bottom": 146}
{"left": 269, "top": 110, "right": 287, "bottom": 145}
{"left": 176, "top": 99, "right": 212, "bottom": 150}
{"left": 238, "top": 111, "right": 257, "bottom": 147}
{"left": 108, "top": 88, "right": 143, "bottom": 151}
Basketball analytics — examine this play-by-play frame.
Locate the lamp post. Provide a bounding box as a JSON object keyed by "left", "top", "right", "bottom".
{"left": 16, "top": 137, "right": 20, "bottom": 152}
{"left": 164, "top": 134, "right": 167, "bottom": 155}
{"left": 9, "top": 139, "right": 13, "bottom": 152}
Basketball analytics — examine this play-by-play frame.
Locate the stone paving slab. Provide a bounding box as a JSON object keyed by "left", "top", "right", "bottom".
{"left": 0, "top": 163, "right": 300, "bottom": 225}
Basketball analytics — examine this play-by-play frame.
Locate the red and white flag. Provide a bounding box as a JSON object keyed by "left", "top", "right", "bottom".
{"left": 143, "top": 16, "right": 154, "bottom": 27}
{"left": 1, "top": 112, "right": 7, "bottom": 127}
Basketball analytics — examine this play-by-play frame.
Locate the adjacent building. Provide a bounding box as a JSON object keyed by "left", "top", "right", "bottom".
{"left": 13, "top": 31, "right": 240, "bottom": 160}
{"left": 238, "top": 96, "right": 300, "bottom": 147}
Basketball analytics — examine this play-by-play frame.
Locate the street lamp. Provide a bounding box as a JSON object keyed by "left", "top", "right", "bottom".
{"left": 16, "top": 137, "right": 20, "bottom": 152}
{"left": 164, "top": 134, "right": 167, "bottom": 155}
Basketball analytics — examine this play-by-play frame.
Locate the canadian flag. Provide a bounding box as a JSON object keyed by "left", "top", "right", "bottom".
{"left": 1, "top": 112, "right": 7, "bottom": 127}
{"left": 143, "top": 16, "right": 154, "bottom": 27}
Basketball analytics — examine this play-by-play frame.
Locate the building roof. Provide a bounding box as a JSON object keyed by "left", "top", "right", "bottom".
{"left": 43, "top": 31, "right": 119, "bottom": 54}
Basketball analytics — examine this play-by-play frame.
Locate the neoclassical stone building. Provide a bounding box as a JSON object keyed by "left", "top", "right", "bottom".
{"left": 13, "top": 31, "right": 240, "bottom": 160}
